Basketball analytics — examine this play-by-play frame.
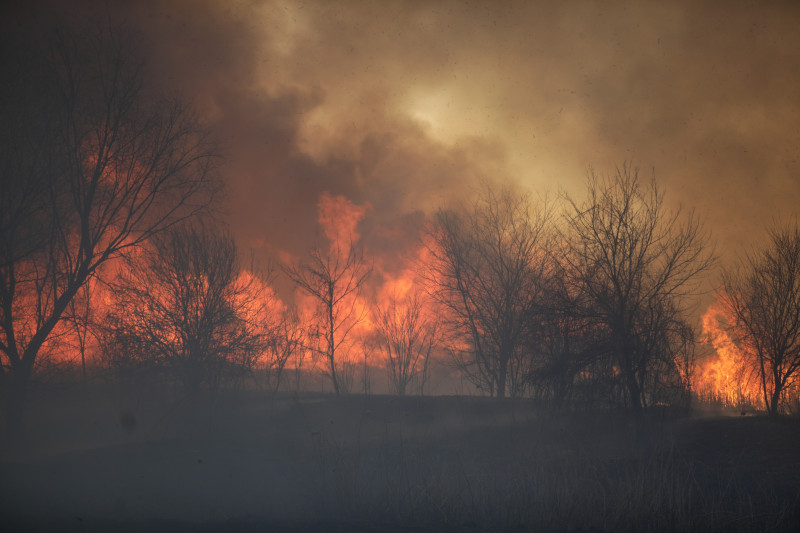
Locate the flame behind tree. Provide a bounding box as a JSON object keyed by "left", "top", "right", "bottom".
{"left": 0, "top": 21, "right": 218, "bottom": 429}
{"left": 283, "top": 193, "right": 372, "bottom": 395}
{"left": 697, "top": 301, "right": 761, "bottom": 408}
{"left": 284, "top": 243, "right": 371, "bottom": 395}
{"left": 373, "top": 290, "right": 439, "bottom": 396}
{"left": 64, "top": 278, "right": 96, "bottom": 384}
{"left": 719, "top": 222, "right": 800, "bottom": 416}
{"left": 101, "top": 224, "right": 268, "bottom": 396}
{"left": 561, "top": 165, "right": 714, "bottom": 423}
{"left": 260, "top": 307, "right": 304, "bottom": 394}
{"left": 424, "top": 184, "right": 554, "bottom": 398}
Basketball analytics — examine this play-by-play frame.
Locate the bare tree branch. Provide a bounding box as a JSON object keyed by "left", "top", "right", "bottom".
{"left": 101, "top": 224, "right": 266, "bottom": 396}
{"left": 372, "top": 290, "right": 439, "bottom": 396}
{"left": 561, "top": 164, "right": 714, "bottom": 423}
{"left": 283, "top": 242, "right": 371, "bottom": 395}
{"left": 721, "top": 221, "right": 800, "bottom": 416}
{"left": 0, "top": 21, "right": 219, "bottom": 428}
{"left": 423, "top": 183, "right": 554, "bottom": 398}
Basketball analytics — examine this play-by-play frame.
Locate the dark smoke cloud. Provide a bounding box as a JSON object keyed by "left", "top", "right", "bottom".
{"left": 6, "top": 0, "right": 800, "bottom": 285}
{"left": 101, "top": 0, "right": 510, "bottom": 266}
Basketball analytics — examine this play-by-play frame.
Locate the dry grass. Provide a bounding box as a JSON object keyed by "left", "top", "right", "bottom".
{"left": 2, "top": 386, "right": 800, "bottom": 531}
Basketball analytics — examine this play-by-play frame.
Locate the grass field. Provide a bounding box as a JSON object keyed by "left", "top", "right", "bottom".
{"left": 2, "top": 385, "right": 799, "bottom": 532}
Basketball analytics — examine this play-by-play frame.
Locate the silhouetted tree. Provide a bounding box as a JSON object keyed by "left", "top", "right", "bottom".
{"left": 261, "top": 308, "right": 304, "bottom": 393}
{"left": 526, "top": 259, "right": 602, "bottom": 408}
{"left": 102, "top": 224, "right": 266, "bottom": 396}
{"left": 284, "top": 243, "right": 370, "bottom": 395}
{"left": 64, "top": 279, "right": 97, "bottom": 384}
{"left": 721, "top": 222, "right": 800, "bottom": 416}
{"left": 0, "top": 22, "right": 218, "bottom": 429}
{"left": 561, "top": 164, "right": 714, "bottom": 423}
{"left": 359, "top": 335, "right": 375, "bottom": 395}
{"left": 373, "top": 290, "right": 439, "bottom": 396}
{"left": 425, "top": 184, "right": 553, "bottom": 398}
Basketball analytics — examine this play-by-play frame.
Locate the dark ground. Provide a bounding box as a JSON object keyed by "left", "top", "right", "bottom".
{"left": 1, "top": 384, "right": 799, "bottom": 532}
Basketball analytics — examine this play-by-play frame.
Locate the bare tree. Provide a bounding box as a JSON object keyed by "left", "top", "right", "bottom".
{"left": 359, "top": 335, "right": 374, "bottom": 395}
{"left": 721, "top": 223, "right": 800, "bottom": 416}
{"left": 64, "top": 278, "right": 97, "bottom": 384}
{"left": 291, "top": 344, "right": 310, "bottom": 395}
{"left": 526, "top": 259, "right": 602, "bottom": 408}
{"left": 0, "top": 22, "right": 218, "bottom": 428}
{"left": 561, "top": 164, "right": 714, "bottom": 423}
{"left": 373, "top": 290, "right": 439, "bottom": 396}
{"left": 283, "top": 243, "right": 370, "bottom": 395}
{"left": 261, "top": 308, "right": 304, "bottom": 393}
{"left": 424, "top": 184, "right": 553, "bottom": 398}
{"left": 102, "top": 224, "right": 266, "bottom": 397}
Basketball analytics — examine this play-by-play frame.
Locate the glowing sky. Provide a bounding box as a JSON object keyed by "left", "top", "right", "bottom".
{"left": 8, "top": 0, "right": 800, "bottom": 281}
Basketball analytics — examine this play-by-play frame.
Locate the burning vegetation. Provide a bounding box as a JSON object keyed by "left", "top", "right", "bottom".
{"left": 3, "top": 9, "right": 800, "bottom": 533}
{"left": 4, "top": 9, "right": 800, "bottom": 433}
{"left": 696, "top": 301, "right": 762, "bottom": 410}
{"left": 695, "top": 225, "right": 800, "bottom": 415}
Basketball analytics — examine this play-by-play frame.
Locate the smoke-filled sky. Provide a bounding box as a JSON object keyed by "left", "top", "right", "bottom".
{"left": 9, "top": 0, "right": 800, "bottom": 285}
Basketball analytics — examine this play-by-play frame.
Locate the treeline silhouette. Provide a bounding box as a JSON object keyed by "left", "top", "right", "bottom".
{"left": 3, "top": 21, "right": 800, "bottom": 445}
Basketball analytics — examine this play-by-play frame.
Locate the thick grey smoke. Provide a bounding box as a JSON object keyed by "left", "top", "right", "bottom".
{"left": 7, "top": 0, "right": 800, "bottom": 275}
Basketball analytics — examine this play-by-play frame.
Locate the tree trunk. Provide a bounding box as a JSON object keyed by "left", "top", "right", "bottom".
{"left": 625, "top": 366, "right": 645, "bottom": 433}
{"left": 496, "top": 358, "right": 508, "bottom": 398}
{"left": 328, "top": 351, "right": 340, "bottom": 395}
{"left": 769, "top": 387, "right": 782, "bottom": 417}
{"left": 5, "top": 361, "right": 33, "bottom": 440}
{"left": 327, "top": 291, "right": 340, "bottom": 395}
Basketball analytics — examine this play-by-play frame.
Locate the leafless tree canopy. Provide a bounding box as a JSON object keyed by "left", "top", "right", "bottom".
{"left": 525, "top": 258, "right": 606, "bottom": 408}
{"left": 0, "top": 22, "right": 218, "bottom": 424}
{"left": 283, "top": 243, "right": 371, "bottom": 395}
{"left": 101, "top": 224, "right": 266, "bottom": 395}
{"left": 260, "top": 308, "right": 304, "bottom": 394}
{"left": 721, "top": 222, "right": 800, "bottom": 415}
{"left": 63, "top": 279, "right": 97, "bottom": 384}
{"left": 425, "top": 184, "right": 554, "bottom": 398}
{"left": 372, "top": 290, "right": 439, "bottom": 396}
{"left": 561, "top": 164, "right": 714, "bottom": 420}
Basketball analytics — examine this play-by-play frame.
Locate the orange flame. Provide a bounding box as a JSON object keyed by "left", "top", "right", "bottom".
{"left": 696, "top": 298, "right": 761, "bottom": 408}
{"left": 317, "top": 191, "right": 369, "bottom": 251}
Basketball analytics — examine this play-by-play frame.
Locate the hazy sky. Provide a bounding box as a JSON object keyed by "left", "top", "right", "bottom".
{"left": 9, "top": 0, "right": 800, "bottom": 284}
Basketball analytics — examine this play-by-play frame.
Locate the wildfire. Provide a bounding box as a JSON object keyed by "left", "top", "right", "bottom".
{"left": 696, "top": 299, "right": 761, "bottom": 408}
{"left": 317, "top": 191, "right": 369, "bottom": 252}
{"left": 32, "top": 189, "right": 446, "bottom": 388}
{"left": 289, "top": 192, "right": 446, "bottom": 372}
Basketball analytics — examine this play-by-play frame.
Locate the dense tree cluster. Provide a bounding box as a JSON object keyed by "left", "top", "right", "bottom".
{"left": 424, "top": 185, "right": 554, "bottom": 398}
{"left": 100, "top": 225, "right": 271, "bottom": 396}
{"left": 0, "top": 22, "right": 218, "bottom": 429}
{"left": 426, "top": 169, "right": 713, "bottom": 418}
